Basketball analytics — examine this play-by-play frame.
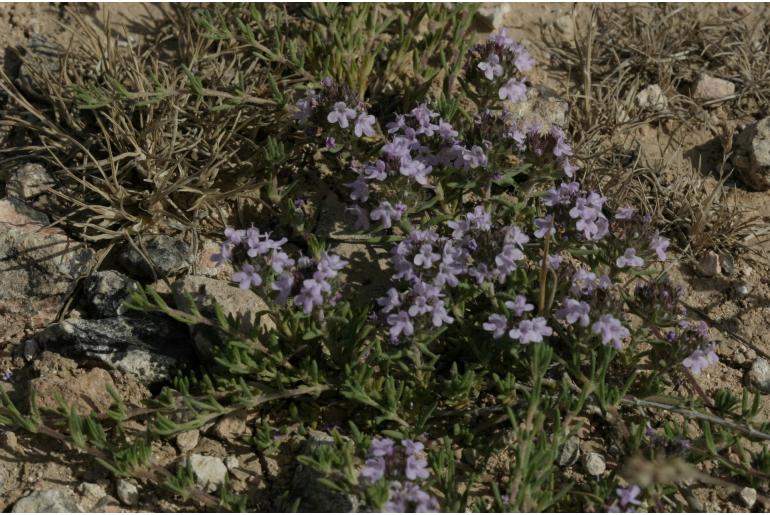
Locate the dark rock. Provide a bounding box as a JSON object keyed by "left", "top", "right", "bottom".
{"left": 36, "top": 315, "right": 195, "bottom": 384}
{"left": 82, "top": 270, "right": 140, "bottom": 318}
{"left": 0, "top": 198, "right": 94, "bottom": 342}
{"left": 732, "top": 116, "right": 770, "bottom": 191}
{"left": 118, "top": 235, "right": 190, "bottom": 280}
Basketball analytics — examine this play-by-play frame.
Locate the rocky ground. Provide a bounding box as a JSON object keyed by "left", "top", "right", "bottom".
{"left": 0, "top": 3, "right": 770, "bottom": 512}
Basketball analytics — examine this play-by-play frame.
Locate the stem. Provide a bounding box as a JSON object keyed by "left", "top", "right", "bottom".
{"left": 538, "top": 232, "right": 552, "bottom": 314}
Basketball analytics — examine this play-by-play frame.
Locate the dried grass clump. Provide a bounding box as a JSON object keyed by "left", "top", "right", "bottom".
{"left": 541, "top": 4, "right": 770, "bottom": 264}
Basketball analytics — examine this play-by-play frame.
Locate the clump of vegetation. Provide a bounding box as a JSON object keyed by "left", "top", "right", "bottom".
{"left": 1, "top": 4, "right": 769, "bottom": 513}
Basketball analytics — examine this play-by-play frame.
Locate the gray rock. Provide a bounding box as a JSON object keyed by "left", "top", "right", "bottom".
{"left": 732, "top": 117, "right": 770, "bottom": 191}
{"left": 636, "top": 84, "right": 668, "bottom": 112}
{"left": 696, "top": 251, "right": 721, "bottom": 277}
{"left": 582, "top": 452, "right": 606, "bottom": 476}
{"left": 224, "top": 455, "right": 239, "bottom": 471}
{"left": 77, "top": 482, "right": 106, "bottom": 500}
{"left": 22, "top": 339, "right": 40, "bottom": 361}
{"left": 186, "top": 454, "right": 228, "bottom": 493}
{"left": 692, "top": 73, "right": 735, "bottom": 101}
{"left": 82, "top": 270, "right": 140, "bottom": 318}
{"left": 557, "top": 437, "right": 581, "bottom": 467}
{"left": 292, "top": 432, "right": 360, "bottom": 512}
{"left": 475, "top": 4, "right": 511, "bottom": 31}
{"left": 175, "top": 430, "right": 200, "bottom": 453}
{"left": 739, "top": 486, "right": 757, "bottom": 508}
{"left": 36, "top": 315, "right": 195, "bottom": 384}
{"left": 747, "top": 358, "right": 770, "bottom": 394}
{"left": 734, "top": 284, "right": 750, "bottom": 298}
{"left": 12, "top": 489, "right": 82, "bottom": 513}
{"left": 115, "top": 478, "right": 139, "bottom": 506}
{"left": 6, "top": 163, "right": 55, "bottom": 200}
{"left": 118, "top": 235, "right": 190, "bottom": 280}
{"left": 0, "top": 198, "right": 94, "bottom": 342}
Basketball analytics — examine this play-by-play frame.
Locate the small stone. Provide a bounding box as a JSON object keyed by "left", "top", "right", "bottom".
{"left": 22, "top": 339, "right": 40, "bottom": 361}
{"left": 697, "top": 251, "right": 721, "bottom": 277}
{"left": 12, "top": 489, "right": 82, "bottom": 512}
{"left": 224, "top": 455, "right": 239, "bottom": 471}
{"left": 77, "top": 482, "right": 106, "bottom": 500}
{"left": 115, "top": 479, "right": 139, "bottom": 506}
{"left": 719, "top": 253, "right": 735, "bottom": 275}
{"left": 1, "top": 431, "right": 22, "bottom": 453}
{"left": 747, "top": 358, "right": 770, "bottom": 394}
{"left": 553, "top": 14, "right": 576, "bottom": 42}
{"left": 734, "top": 284, "right": 750, "bottom": 298}
{"left": 81, "top": 271, "right": 140, "bottom": 318}
{"left": 692, "top": 73, "right": 736, "bottom": 101}
{"left": 582, "top": 452, "right": 606, "bottom": 476}
{"left": 475, "top": 4, "right": 512, "bottom": 31}
{"left": 186, "top": 454, "right": 228, "bottom": 493}
{"left": 175, "top": 430, "right": 200, "bottom": 452}
{"left": 739, "top": 486, "right": 757, "bottom": 508}
{"left": 732, "top": 116, "right": 770, "bottom": 191}
{"left": 212, "top": 416, "right": 248, "bottom": 441}
{"left": 636, "top": 84, "right": 668, "bottom": 112}
{"left": 92, "top": 495, "right": 122, "bottom": 512}
{"left": 557, "top": 437, "right": 580, "bottom": 467}
{"left": 6, "top": 163, "right": 55, "bottom": 200}
{"left": 118, "top": 235, "right": 190, "bottom": 280}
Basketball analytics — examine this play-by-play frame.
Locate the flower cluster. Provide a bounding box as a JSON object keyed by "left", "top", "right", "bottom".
{"left": 213, "top": 227, "right": 347, "bottom": 315}
{"left": 465, "top": 29, "right": 534, "bottom": 102}
{"left": 380, "top": 206, "right": 541, "bottom": 343}
{"left": 359, "top": 437, "right": 438, "bottom": 512}
{"left": 294, "top": 77, "right": 378, "bottom": 143}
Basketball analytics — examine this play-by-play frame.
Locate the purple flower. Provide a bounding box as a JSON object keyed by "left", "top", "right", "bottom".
{"left": 463, "top": 146, "right": 488, "bottom": 169}
{"left": 212, "top": 243, "right": 232, "bottom": 266}
{"left": 385, "top": 482, "right": 440, "bottom": 513}
{"left": 413, "top": 244, "right": 441, "bottom": 269}
{"left": 430, "top": 301, "right": 454, "bottom": 327}
{"left": 387, "top": 114, "right": 407, "bottom": 134}
{"left": 270, "top": 250, "right": 295, "bottom": 273}
{"left": 371, "top": 201, "right": 406, "bottom": 229}
{"left": 327, "top": 101, "right": 357, "bottom": 128}
{"left": 494, "top": 244, "right": 525, "bottom": 277}
{"left": 561, "top": 158, "right": 580, "bottom": 178}
{"left": 1, "top": 370, "right": 12, "bottom": 381}
{"left": 534, "top": 215, "right": 555, "bottom": 238}
{"left": 378, "top": 288, "right": 402, "bottom": 313}
{"left": 591, "top": 314, "right": 630, "bottom": 349}
{"left": 363, "top": 160, "right": 387, "bottom": 181}
{"left": 346, "top": 176, "right": 369, "bottom": 202}
{"left": 478, "top": 53, "right": 504, "bottom": 80}
{"left": 509, "top": 317, "right": 553, "bottom": 344}
{"left": 683, "top": 344, "right": 719, "bottom": 374}
{"left": 490, "top": 28, "right": 514, "bottom": 47}
{"left": 399, "top": 157, "right": 433, "bottom": 185}
{"left": 483, "top": 314, "right": 508, "bottom": 339}
{"left": 294, "top": 278, "right": 331, "bottom": 314}
{"left": 506, "top": 225, "right": 530, "bottom": 247}
{"left": 616, "top": 248, "right": 644, "bottom": 268}
{"left": 271, "top": 273, "right": 294, "bottom": 304}
{"left": 232, "top": 264, "right": 262, "bottom": 289}
{"left": 505, "top": 295, "right": 534, "bottom": 317}
{"left": 650, "top": 231, "right": 670, "bottom": 261}
{"left": 570, "top": 268, "right": 597, "bottom": 296}
{"left": 437, "top": 120, "right": 458, "bottom": 140}
{"left": 354, "top": 112, "right": 376, "bottom": 137}
{"left": 514, "top": 47, "right": 536, "bottom": 72}
{"left": 294, "top": 89, "right": 318, "bottom": 122}
{"left": 325, "top": 136, "right": 336, "bottom": 149}
{"left": 615, "top": 206, "right": 637, "bottom": 220}
{"left": 387, "top": 311, "right": 414, "bottom": 340}
{"left": 499, "top": 78, "right": 527, "bottom": 102}
{"left": 617, "top": 485, "right": 642, "bottom": 508}
{"left": 556, "top": 298, "right": 591, "bottom": 327}
{"left": 405, "top": 455, "right": 430, "bottom": 481}
{"left": 547, "top": 254, "right": 564, "bottom": 269}
{"left": 370, "top": 437, "right": 396, "bottom": 457}
{"left": 360, "top": 457, "right": 386, "bottom": 483}
{"left": 224, "top": 227, "right": 246, "bottom": 245}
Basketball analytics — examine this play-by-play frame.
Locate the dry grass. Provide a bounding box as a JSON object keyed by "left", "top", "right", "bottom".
{"left": 539, "top": 3, "right": 770, "bottom": 265}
